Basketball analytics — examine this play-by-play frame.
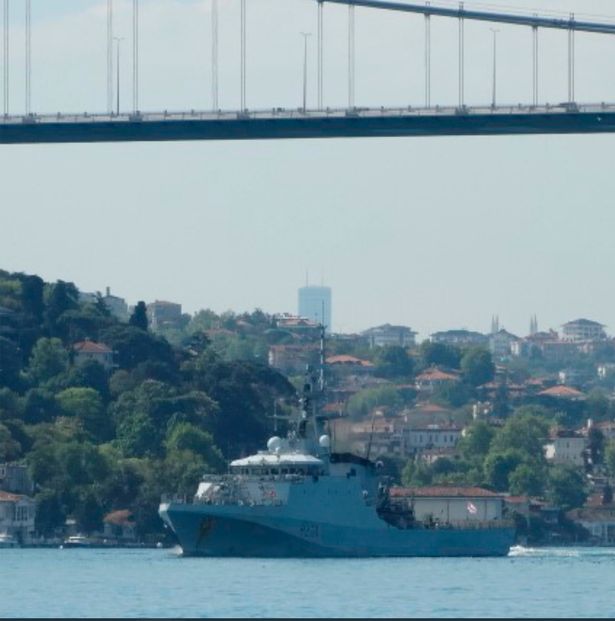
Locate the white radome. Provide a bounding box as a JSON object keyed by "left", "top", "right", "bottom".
{"left": 319, "top": 435, "right": 331, "bottom": 449}
{"left": 267, "top": 436, "right": 283, "bottom": 453}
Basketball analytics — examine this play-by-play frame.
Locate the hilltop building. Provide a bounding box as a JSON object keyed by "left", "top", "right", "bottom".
{"left": 362, "top": 324, "right": 416, "bottom": 349}
{"left": 73, "top": 340, "right": 115, "bottom": 371}
{"left": 147, "top": 300, "right": 183, "bottom": 332}
{"left": 102, "top": 287, "right": 129, "bottom": 321}
{"left": 298, "top": 285, "right": 331, "bottom": 332}
{"left": 430, "top": 329, "right": 487, "bottom": 347}
{"left": 562, "top": 319, "right": 606, "bottom": 342}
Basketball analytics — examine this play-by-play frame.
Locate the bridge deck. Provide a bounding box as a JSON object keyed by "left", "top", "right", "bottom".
{"left": 2, "top": 104, "right": 615, "bottom": 144}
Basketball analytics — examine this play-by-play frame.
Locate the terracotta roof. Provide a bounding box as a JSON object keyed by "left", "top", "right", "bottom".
{"left": 416, "top": 368, "right": 460, "bottom": 382}
{"left": 73, "top": 340, "right": 112, "bottom": 354}
{"left": 326, "top": 355, "right": 374, "bottom": 367}
{"left": 411, "top": 403, "right": 450, "bottom": 413}
{"left": 0, "top": 491, "right": 23, "bottom": 502}
{"left": 103, "top": 510, "right": 135, "bottom": 526}
{"left": 538, "top": 385, "right": 585, "bottom": 399}
{"left": 390, "top": 486, "right": 500, "bottom": 498}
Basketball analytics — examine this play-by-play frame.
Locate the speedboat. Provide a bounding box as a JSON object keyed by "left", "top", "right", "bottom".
{"left": 0, "top": 532, "right": 19, "bottom": 548}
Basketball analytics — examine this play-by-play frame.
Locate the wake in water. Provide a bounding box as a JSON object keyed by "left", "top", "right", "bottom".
{"left": 509, "top": 545, "right": 615, "bottom": 558}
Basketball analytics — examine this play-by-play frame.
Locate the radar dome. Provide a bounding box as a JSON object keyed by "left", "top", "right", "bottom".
{"left": 267, "top": 436, "right": 282, "bottom": 453}
{"left": 319, "top": 435, "right": 331, "bottom": 449}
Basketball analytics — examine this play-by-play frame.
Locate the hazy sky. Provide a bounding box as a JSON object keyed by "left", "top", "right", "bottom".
{"left": 2, "top": 0, "right": 615, "bottom": 339}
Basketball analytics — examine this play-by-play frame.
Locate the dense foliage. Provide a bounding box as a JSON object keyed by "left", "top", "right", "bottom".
{"left": 0, "top": 270, "right": 294, "bottom": 538}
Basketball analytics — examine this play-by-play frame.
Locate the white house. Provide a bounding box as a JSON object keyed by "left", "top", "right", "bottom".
{"left": 544, "top": 430, "right": 587, "bottom": 467}
{"left": 0, "top": 491, "right": 36, "bottom": 544}
{"left": 390, "top": 486, "right": 506, "bottom": 524}
{"left": 402, "top": 425, "right": 462, "bottom": 452}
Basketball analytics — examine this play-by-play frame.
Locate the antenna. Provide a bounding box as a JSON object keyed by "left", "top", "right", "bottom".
{"left": 365, "top": 409, "right": 377, "bottom": 462}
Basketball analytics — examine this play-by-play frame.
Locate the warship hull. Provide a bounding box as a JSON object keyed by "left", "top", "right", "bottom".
{"left": 159, "top": 502, "right": 515, "bottom": 558}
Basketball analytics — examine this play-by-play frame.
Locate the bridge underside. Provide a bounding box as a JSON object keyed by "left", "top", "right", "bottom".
{"left": 2, "top": 110, "right": 615, "bottom": 144}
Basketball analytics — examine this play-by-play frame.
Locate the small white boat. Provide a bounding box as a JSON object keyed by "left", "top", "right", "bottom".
{"left": 0, "top": 532, "right": 19, "bottom": 548}
{"left": 61, "top": 534, "right": 94, "bottom": 549}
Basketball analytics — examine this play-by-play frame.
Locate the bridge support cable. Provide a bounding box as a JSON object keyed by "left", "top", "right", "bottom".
{"left": 107, "top": 0, "right": 113, "bottom": 114}
{"left": 348, "top": 3, "right": 355, "bottom": 108}
{"left": 317, "top": 0, "right": 323, "bottom": 109}
{"left": 424, "top": 4, "right": 431, "bottom": 108}
{"left": 568, "top": 14, "right": 575, "bottom": 103}
{"left": 240, "top": 0, "right": 246, "bottom": 111}
{"left": 211, "top": 0, "right": 219, "bottom": 111}
{"left": 458, "top": 4, "right": 464, "bottom": 108}
{"left": 532, "top": 24, "right": 538, "bottom": 106}
{"left": 25, "top": 0, "right": 30, "bottom": 115}
{"left": 132, "top": 0, "right": 139, "bottom": 113}
{"left": 3, "top": 0, "right": 7, "bottom": 116}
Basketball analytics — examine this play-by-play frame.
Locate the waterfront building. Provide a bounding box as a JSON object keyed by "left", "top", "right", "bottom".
{"left": 297, "top": 286, "right": 331, "bottom": 332}
{"left": 362, "top": 324, "right": 417, "bottom": 348}
{"left": 389, "top": 486, "right": 506, "bottom": 523}
{"left": 0, "top": 491, "right": 36, "bottom": 544}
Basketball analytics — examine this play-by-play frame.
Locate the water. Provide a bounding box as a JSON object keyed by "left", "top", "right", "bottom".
{"left": 2, "top": 546, "right": 615, "bottom": 618}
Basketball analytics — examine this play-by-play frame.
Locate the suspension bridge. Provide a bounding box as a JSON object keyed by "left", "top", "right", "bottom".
{"left": 2, "top": 0, "right": 615, "bottom": 145}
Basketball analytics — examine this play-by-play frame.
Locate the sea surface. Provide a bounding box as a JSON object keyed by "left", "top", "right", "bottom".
{"left": 2, "top": 546, "right": 615, "bottom": 618}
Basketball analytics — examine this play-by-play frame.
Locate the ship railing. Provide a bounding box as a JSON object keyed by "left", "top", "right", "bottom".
{"left": 419, "top": 519, "right": 515, "bottom": 530}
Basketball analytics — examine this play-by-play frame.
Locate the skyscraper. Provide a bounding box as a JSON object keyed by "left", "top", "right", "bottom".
{"left": 298, "top": 285, "right": 332, "bottom": 332}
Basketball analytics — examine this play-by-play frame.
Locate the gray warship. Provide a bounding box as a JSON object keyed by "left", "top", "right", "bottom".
{"left": 159, "top": 329, "right": 515, "bottom": 557}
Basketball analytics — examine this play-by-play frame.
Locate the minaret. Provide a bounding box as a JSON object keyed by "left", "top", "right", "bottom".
{"left": 530, "top": 315, "right": 538, "bottom": 336}
{"left": 491, "top": 315, "right": 500, "bottom": 335}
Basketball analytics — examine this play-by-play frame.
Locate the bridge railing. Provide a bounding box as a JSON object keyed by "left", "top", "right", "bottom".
{"left": 2, "top": 102, "right": 615, "bottom": 125}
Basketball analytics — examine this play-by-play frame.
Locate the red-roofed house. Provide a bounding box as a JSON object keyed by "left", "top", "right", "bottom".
{"left": 73, "top": 340, "right": 115, "bottom": 371}
{"left": 326, "top": 355, "right": 375, "bottom": 377}
{"left": 415, "top": 367, "right": 460, "bottom": 393}
{"left": 538, "top": 385, "right": 585, "bottom": 400}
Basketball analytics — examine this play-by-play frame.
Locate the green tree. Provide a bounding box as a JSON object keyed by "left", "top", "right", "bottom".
{"left": 490, "top": 412, "right": 550, "bottom": 462}
{"left": 27, "top": 337, "right": 69, "bottom": 384}
{"left": 56, "top": 387, "right": 111, "bottom": 442}
{"left": 129, "top": 301, "right": 149, "bottom": 332}
{"left": 587, "top": 427, "right": 605, "bottom": 466}
{"left": 165, "top": 422, "right": 225, "bottom": 472}
{"left": 21, "top": 274, "right": 45, "bottom": 321}
{"left": 347, "top": 386, "right": 403, "bottom": 419}
{"left": 457, "top": 421, "right": 495, "bottom": 462}
{"left": 547, "top": 465, "right": 587, "bottom": 510}
{"left": 0, "top": 423, "right": 21, "bottom": 461}
{"left": 45, "top": 280, "right": 79, "bottom": 336}
{"left": 0, "top": 336, "right": 21, "bottom": 390}
{"left": 460, "top": 348, "right": 495, "bottom": 387}
{"left": 374, "top": 346, "right": 414, "bottom": 379}
{"left": 483, "top": 449, "right": 526, "bottom": 491}
{"left": 508, "top": 463, "right": 546, "bottom": 497}
{"left": 605, "top": 441, "right": 615, "bottom": 478}
{"left": 419, "top": 341, "right": 461, "bottom": 369}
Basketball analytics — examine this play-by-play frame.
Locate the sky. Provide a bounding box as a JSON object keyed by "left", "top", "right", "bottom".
{"left": 2, "top": 0, "right": 615, "bottom": 340}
